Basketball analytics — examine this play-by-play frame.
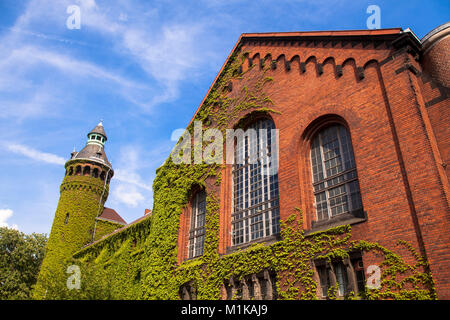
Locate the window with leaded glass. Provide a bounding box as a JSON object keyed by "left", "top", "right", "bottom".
{"left": 188, "top": 190, "right": 206, "bottom": 258}
{"left": 231, "top": 118, "right": 280, "bottom": 246}
{"left": 310, "top": 124, "right": 363, "bottom": 222}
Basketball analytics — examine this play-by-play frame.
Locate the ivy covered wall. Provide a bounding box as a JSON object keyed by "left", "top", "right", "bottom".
{"left": 36, "top": 44, "right": 436, "bottom": 300}
{"left": 93, "top": 219, "right": 125, "bottom": 242}
{"left": 34, "top": 171, "right": 110, "bottom": 299}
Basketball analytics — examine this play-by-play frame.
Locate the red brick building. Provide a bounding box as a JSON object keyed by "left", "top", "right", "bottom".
{"left": 38, "top": 24, "right": 449, "bottom": 300}
{"left": 176, "top": 24, "right": 449, "bottom": 299}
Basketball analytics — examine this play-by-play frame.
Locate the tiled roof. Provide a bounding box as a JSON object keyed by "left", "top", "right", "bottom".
{"left": 97, "top": 207, "right": 127, "bottom": 225}
{"left": 73, "top": 143, "right": 112, "bottom": 167}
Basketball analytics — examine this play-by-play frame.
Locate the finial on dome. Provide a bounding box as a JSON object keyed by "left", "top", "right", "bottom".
{"left": 98, "top": 119, "right": 104, "bottom": 126}
{"left": 70, "top": 147, "right": 78, "bottom": 159}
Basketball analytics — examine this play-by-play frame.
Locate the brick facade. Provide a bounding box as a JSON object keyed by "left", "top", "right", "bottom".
{"left": 177, "top": 27, "right": 449, "bottom": 298}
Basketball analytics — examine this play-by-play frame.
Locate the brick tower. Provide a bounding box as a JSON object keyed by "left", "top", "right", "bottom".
{"left": 34, "top": 122, "right": 115, "bottom": 298}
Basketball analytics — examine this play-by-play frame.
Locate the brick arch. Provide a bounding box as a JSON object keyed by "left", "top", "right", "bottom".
{"left": 297, "top": 113, "right": 361, "bottom": 230}
{"left": 230, "top": 109, "right": 277, "bottom": 130}
{"left": 177, "top": 183, "right": 206, "bottom": 264}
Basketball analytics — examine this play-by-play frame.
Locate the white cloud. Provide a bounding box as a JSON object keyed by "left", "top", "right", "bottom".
{"left": 114, "top": 169, "right": 152, "bottom": 191}
{"left": 112, "top": 185, "right": 144, "bottom": 208}
{"left": 0, "top": 45, "right": 142, "bottom": 89}
{"left": 69, "top": 1, "right": 210, "bottom": 109}
{"left": 0, "top": 0, "right": 221, "bottom": 116}
{"left": 0, "top": 209, "right": 19, "bottom": 230}
{"left": 113, "top": 145, "right": 152, "bottom": 189}
{"left": 7, "top": 143, "right": 66, "bottom": 165}
{"left": 0, "top": 90, "right": 54, "bottom": 120}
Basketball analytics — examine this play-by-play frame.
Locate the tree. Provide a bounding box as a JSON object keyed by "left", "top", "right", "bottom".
{"left": 0, "top": 227, "right": 47, "bottom": 299}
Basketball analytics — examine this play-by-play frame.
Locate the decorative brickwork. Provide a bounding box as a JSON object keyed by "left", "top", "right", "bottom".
{"left": 36, "top": 26, "right": 449, "bottom": 300}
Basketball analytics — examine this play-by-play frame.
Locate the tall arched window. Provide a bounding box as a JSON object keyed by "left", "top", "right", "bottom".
{"left": 231, "top": 118, "right": 280, "bottom": 246}
{"left": 310, "top": 124, "right": 363, "bottom": 221}
{"left": 188, "top": 190, "right": 206, "bottom": 259}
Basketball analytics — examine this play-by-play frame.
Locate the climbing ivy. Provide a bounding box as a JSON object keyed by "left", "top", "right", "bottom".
{"left": 93, "top": 219, "right": 125, "bottom": 242}
{"left": 36, "top": 47, "right": 436, "bottom": 300}
{"left": 33, "top": 172, "right": 114, "bottom": 299}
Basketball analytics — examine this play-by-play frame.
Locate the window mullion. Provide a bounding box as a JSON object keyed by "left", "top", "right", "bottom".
{"left": 260, "top": 127, "right": 268, "bottom": 238}
{"left": 318, "top": 133, "right": 331, "bottom": 220}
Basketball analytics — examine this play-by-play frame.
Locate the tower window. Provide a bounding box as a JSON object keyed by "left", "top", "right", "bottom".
{"left": 65, "top": 213, "right": 69, "bottom": 225}
{"left": 310, "top": 124, "right": 363, "bottom": 221}
{"left": 83, "top": 166, "right": 91, "bottom": 176}
{"left": 231, "top": 118, "right": 280, "bottom": 246}
{"left": 92, "top": 168, "right": 99, "bottom": 178}
{"left": 188, "top": 190, "right": 206, "bottom": 259}
{"left": 96, "top": 136, "right": 101, "bottom": 141}
{"left": 75, "top": 166, "right": 82, "bottom": 175}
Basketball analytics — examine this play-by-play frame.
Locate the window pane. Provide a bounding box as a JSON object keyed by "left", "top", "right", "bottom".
{"left": 317, "top": 265, "right": 330, "bottom": 297}
{"left": 334, "top": 262, "right": 348, "bottom": 296}
{"left": 232, "top": 119, "right": 280, "bottom": 245}
{"left": 188, "top": 190, "right": 206, "bottom": 258}
{"left": 311, "top": 124, "right": 363, "bottom": 221}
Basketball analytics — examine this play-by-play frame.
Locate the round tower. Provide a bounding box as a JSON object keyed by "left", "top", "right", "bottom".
{"left": 421, "top": 22, "right": 450, "bottom": 88}
{"left": 34, "top": 121, "right": 114, "bottom": 299}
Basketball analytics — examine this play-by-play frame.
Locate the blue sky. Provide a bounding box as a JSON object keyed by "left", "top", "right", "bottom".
{"left": 0, "top": 0, "right": 448, "bottom": 235}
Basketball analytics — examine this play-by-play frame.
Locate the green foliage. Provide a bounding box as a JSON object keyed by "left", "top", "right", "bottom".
{"left": 35, "top": 49, "right": 436, "bottom": 301}
{"left": 33, "top": 171, "right": 112, "bottom": 299}
{"left": 93, "top": 219, "right": 124, "bottom": 242}
{"left": 0, "top": 227, "right": 47, "bottom": 300}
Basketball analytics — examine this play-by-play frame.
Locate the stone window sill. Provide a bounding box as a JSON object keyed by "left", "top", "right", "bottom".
{"left": 305, "top": 211, "right": 367, "bottom": 236}
{"left": 225, "top": 234, "right": 282, "bottom": 255}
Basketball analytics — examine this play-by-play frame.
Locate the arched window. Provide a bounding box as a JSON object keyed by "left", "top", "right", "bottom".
{"left": 68, "top": 167, "right": 73, "bottom": 176}
{"left": 310, "top": 124, "right": 363, "bottom": 221}
{"left": 83, "top": 166, "right": 91, "bottom": 176}
{"left": 100, "top": 171, "right": 106, "bottom": 181}
{"left": 92, "top": 168, "right": 99, "bottom": 178}
{"left": 75, "top": 165, "right": 82, "bottom": 175}
{"left": 231, "top": 118, "right": 280, "bottom": 246}
{"left": 188, "top": 190, "right": 206, "bottom": 259}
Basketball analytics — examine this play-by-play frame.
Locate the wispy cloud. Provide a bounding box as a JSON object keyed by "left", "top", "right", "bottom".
{"left": 0, "top": 208, "right": 18, "bottom": 230}
{"left": 114, "top": 169, "right": 152, "bottom": 191}
{"left": 71, "top": 0, "right": 216, "bottom": 109}
{"left": 110, "top": 145, "right": 152, "bottom": 208}
{"left": 111, "top": 184, "right": 144, "bottom": 208}
{"left": 7, "top": 143, "right": 66, "bottom": 165}
{"left": 0, "top": 90, "right": 55, "bottom": 120}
